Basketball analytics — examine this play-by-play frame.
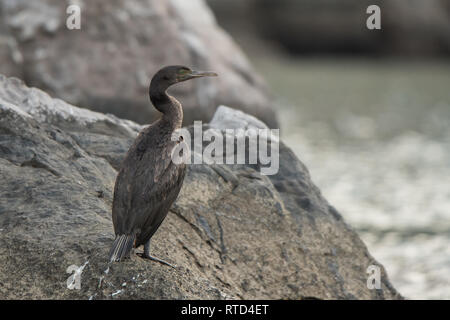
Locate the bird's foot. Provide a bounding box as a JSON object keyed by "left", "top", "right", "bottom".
{"left": 137, "top": 253, "right": 176, "bottom": 268}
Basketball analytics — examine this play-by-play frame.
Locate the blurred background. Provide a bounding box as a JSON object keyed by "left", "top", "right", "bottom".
{"left": 1, "top": 0, "right": 449, "bottom": 299}
{"left": 207, "top": 0, "right": 450, "bottom": 299}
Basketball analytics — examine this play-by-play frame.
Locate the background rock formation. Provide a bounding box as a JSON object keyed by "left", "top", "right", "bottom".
{"left": 208, "top": 0, "right": 450, "bottom": 57}
{"left": 0, "top": 0, "right": 277, "bottom": 127}
{"left": 0, "top": 75, "right": 402, "bottom": 299}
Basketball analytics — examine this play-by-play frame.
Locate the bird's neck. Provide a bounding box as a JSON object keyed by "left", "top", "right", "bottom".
{"left": 149, "top": 87, "right": 183, "bottom": 130}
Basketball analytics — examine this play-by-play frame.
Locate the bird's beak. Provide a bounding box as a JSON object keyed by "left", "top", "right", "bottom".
{"left": 188, "top": 70, "right": 218, "bottom": 79}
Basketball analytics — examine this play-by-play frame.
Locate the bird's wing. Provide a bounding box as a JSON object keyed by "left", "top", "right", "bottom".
{"left": 111, "top": 130, "right": 183, "bottom": 236}
{"left": 134, "top": 158, "right": 186, "bottom": 245}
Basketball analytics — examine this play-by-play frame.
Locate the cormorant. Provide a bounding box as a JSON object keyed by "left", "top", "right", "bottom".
{"left": 109, "top": 65, "right": 217, "bottom": 266}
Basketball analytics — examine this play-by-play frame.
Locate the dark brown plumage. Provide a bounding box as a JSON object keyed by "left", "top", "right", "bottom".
{"left": 109, "top": 66, "right": 217, "bottom": 265}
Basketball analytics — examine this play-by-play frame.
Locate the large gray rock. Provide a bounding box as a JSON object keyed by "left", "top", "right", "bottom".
{"left": 0, "top": 75, "right": 402, "bottom": 299}
{"left": 0, "top": 0, "right": 277, "bottom": 127}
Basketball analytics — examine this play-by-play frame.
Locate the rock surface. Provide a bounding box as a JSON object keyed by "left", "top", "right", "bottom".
{"left": 0, "top": 75, "right": 402, "bottom": 299}
{"left": 0, "top": 0, "right": 277, "bottom": 127}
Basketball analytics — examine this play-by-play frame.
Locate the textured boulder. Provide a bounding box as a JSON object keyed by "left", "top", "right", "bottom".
{"left": 0, "top": 75, "right": 401, "bottom": 299}
{"left": 0, "top": 0, "right": 277, "bottom": 127}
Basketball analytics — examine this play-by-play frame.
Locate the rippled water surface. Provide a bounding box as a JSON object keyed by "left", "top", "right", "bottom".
{"left": 255, "top": 57, "right": 450, "bottom": 299}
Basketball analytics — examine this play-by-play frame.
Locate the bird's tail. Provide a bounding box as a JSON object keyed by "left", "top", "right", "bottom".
{"left": 109, "top": 234, "right": 135, "bottom": 262}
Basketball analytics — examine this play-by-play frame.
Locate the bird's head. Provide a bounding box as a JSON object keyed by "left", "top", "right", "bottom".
{"left": 152, "top": 65, "right": 218, "bottom": 89}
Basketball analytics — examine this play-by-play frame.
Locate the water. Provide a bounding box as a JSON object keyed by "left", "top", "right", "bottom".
{"left": 254, "top": 57, "right": 450, "bottom": 299}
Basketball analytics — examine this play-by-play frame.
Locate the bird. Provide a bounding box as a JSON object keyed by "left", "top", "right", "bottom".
{"left": 108, "top": 65, "right": 217, "bottom": 266}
